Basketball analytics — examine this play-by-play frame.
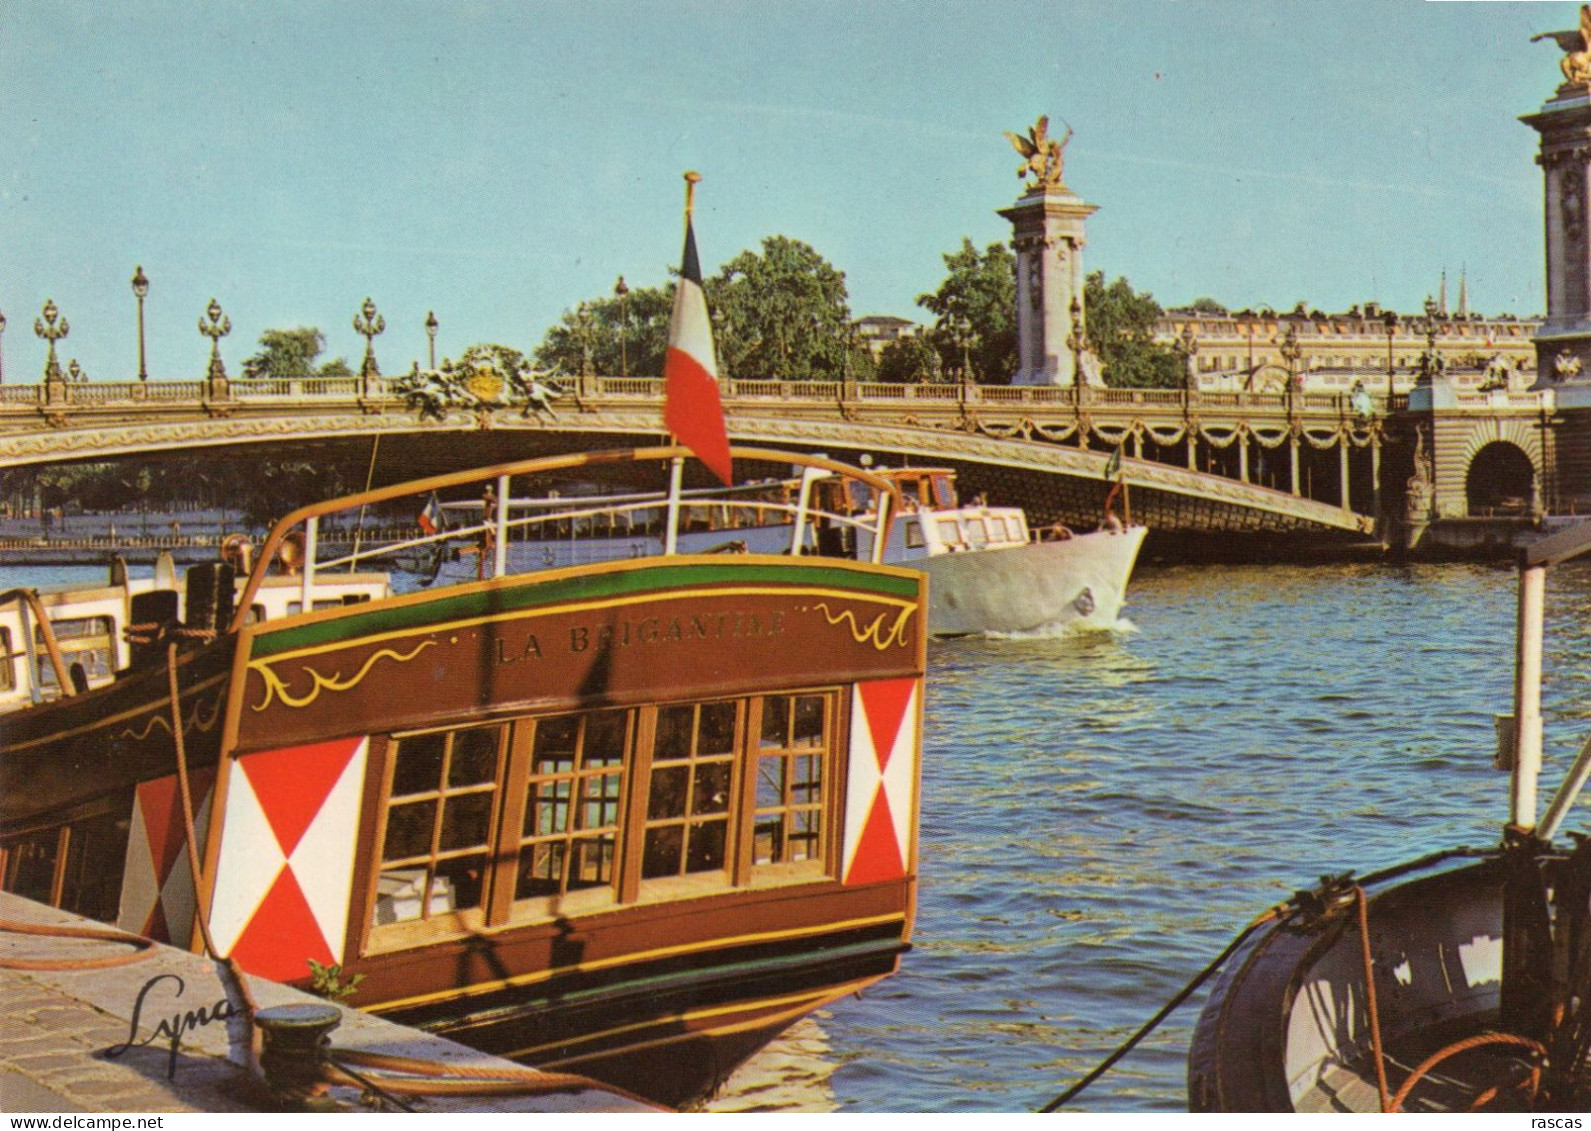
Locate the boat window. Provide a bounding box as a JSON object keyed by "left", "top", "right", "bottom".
{"left": 2, "top": 830, "right": 61, "bottom": 905}
{"left": 57, "top": 809, "right": 132, "bottom": 923}
{"left": 0, "top": 627, "right": 14, "bottom": 691}
{"left": 516, "top": 710, "right": 628, "bottom": 900}
{"left": 374, "top": 725, "right": 505, "bottom": 927}
{"left": 754, "top": 694, "right": 830, "bottom": 866}
{"left": 642, "top": 702, "right": 739, "bottom": 880}
{"left": 965, "top": 518, "right": 991, "bottom": 549}
{"left": 904, "top": 519, "right": 924, "bottom": 550}
{"left": 0, "top": 801, "right": 133, "bottom": 922}
{"left": 937, "top": 519, "right": 963, "bottom": 547}
{"left": 285, "top": 599, "right": 352, "bottom": 616}
{"left": 930, "top": 475, "right": 956, "bottom": 509}
{"left": 35, "top": 616, "right": 115, "bottom": 690}
{"left": 365, "top": 688, "right": 846, "bottom": 948}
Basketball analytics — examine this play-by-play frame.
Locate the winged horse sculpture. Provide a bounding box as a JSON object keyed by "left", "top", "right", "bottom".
{"left": 1004, "top": 115, "right": 1072, "bottom": 189}
{"left": 1534, "top": 5, "right": 1591, "bottom": 87}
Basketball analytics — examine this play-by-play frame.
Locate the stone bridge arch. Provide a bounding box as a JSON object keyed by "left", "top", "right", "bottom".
{"left": 1456, "top": 419, "right": 1541, "bottom": 517}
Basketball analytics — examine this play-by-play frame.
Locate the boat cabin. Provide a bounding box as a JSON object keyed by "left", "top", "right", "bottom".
{"left": 0, "top": 446, "right": 925, "bottom": 1106}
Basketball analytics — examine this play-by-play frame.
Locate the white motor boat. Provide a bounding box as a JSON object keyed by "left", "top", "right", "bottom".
{"left": 814, "top": 467, "right": 1146, "bottom": 636}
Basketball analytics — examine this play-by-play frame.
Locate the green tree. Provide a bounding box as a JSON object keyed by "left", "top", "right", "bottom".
{"left": 242, "top": 327, "right": 352, "bottom": 379}
{"left": 1084, "top": 271, "right": 1182, "bottom": 388}
{"left": 916, "top": 239, "right": 1018, "bottom": 384}
{"left": 846, "top": 339, "right": 878, "bottom": 383}
{"left": 875, "top": 336, "right": 941, "bottom": 384}
{"left": 1188, "top": 296, "right": 1228, "bottom": 315}
{"left": 534, "top": 285, "right": 673, "bottom": 377}
{"left": 708, "top": 236, "right": 852, "bottom": 381}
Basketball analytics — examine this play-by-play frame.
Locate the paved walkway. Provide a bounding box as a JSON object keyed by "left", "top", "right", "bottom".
{"left": 0, "top": 892, "right": 654, "bottom": 1114}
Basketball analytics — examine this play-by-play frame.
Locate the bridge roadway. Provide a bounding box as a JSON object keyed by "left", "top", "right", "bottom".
{"left": 0, "top": 375, "right": 1382, "bottom": 537}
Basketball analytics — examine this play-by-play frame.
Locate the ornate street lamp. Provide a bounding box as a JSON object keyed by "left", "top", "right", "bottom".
{"left": 1383, "top": 308, "right": 1399, "bottom": 398}
{"left": 35, "top": 299, "right": 68, "bottom": 382}
{"left": 952, "top": 314, "right": 973, "bottom": 387}
{"left": 1066, "top": 296, "right": 1085, "bottom": 390}
{"left": 355, "top": 297, "right": 385, "bottom": 378}
{"left": 1179, "top": 323, "right": 1198, "bottom": 394}
{"left": 425, "top": 310, "right": 438, "bottom": 370}
{"left": 68, "top": 359, "right": 85, "bottom": 383}
{"left": 199, "top": 298, "right": 231, "bottom": 388}
{"left": 577, "top": 302, "right": 594, "bottom": 377}
{"left": 0, "top": 307, "right": 8, "bottom": 385}
{"left": 131, "top": 265, "right": 150, "bottom": 381}
{"left": 1418, "top": 296, "right": 1444, "bottom": 385}
{"left": 614, "top": 276, "right": 630, "bottom": 378}
{"left": 1279, "top": 323, "right": 1301, "bottom": 396}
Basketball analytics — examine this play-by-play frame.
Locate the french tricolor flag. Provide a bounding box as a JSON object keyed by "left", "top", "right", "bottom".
{"left": 417, "top": 492, "right": 445, "bottom": 536}
{"left": 664, "top": 200, "right": 732, "bottom": 485}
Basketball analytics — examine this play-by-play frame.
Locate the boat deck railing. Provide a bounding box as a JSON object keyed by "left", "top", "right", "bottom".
{"left": 231, "top": 446, "right": 901, "bottom": 634}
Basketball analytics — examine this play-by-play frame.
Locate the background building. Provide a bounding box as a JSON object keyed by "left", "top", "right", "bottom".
{"left": 1157, "top": 287, "right": 1540, "bottom": 396}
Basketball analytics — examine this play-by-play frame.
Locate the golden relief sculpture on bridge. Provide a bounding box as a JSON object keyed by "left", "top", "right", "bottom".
{"left": 1534, "top": 5, "right": 1591, "bottom": 87}
{"left": 1005, "top": 115, "right": 1073, "bottom": 190}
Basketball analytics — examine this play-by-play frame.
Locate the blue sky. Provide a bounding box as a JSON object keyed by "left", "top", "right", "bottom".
{"left": 0, "top": 1, "right": 1578, "bottom": 381}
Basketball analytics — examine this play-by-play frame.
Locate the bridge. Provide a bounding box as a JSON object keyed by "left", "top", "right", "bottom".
{"left": 0, "top": 370, "right": 1567, "bottom": 549}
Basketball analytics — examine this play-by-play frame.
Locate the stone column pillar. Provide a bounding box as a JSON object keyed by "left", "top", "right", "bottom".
{"left": 1000, "top": 187, "right": 1099, "bottom": 387}
{"left": 1525, "top": 89, "right": 1591, "bottom": 397}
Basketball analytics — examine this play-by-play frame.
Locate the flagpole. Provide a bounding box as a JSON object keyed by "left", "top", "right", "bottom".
{"left": 663, "top": 172, "right": 703, "bottom": 555}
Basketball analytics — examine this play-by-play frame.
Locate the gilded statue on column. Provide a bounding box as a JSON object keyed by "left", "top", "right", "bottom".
{"left": 1005, "top": 115, "right": 1073, "bottom": 189}
{"left": 1534, "top": 5, "right": 1591, "bottom": 87}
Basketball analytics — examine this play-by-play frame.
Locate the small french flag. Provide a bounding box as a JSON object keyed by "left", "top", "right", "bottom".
{"left": 418, "top": 492, "right": 445, "bottom": 536}
{"left": 664, "top": 175, "right": 732, "bottom": 485}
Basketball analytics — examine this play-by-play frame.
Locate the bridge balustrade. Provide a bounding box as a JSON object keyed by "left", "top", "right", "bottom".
{"left": 145, "top": 382, "right": 206, "bottom": 401}
{"left": 68, "top": 383, "right": 141, "bottom": 405}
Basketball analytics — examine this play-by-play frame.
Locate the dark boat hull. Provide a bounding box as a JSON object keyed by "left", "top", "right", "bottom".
{"left": 1190, "top": 857, "right": 1511, "bottom": 1112}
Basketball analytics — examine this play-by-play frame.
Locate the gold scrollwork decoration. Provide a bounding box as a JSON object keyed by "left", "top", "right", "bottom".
{"left": 250, "top": 640, "right": 437, "bottom": 711}
{"left": 805, "top": 601, "right": 916, "bottom": 651}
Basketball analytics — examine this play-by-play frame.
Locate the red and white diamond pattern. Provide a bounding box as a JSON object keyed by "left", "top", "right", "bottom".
{"left": 841, "top": 678, "right": 918, "bottom": 886}
{"left": 117, "top": 770, "right": 215, "bottom": 945}
{"left": 207, "top": 737, "right": 367, "bottom": 983}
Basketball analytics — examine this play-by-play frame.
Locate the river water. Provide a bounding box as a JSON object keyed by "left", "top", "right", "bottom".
{"left": 8, "top": 559, "right": 1587, "bottom": 1111}
{"left": 719, "top": 560, "right": 1591, "bottom": 1112}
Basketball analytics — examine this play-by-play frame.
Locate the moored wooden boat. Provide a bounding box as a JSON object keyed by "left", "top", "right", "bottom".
{"left": 0, "top": 445, "right": 926, "bottom": 1107}
{"left": 1190, "top": 522, "right": 1591, "bottom": 1113}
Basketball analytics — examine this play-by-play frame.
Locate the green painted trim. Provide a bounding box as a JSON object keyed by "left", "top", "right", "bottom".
{"left": 251, "top": 560, "right": 920, "bottom": 658}
{"left": 405, "top": 935, "right": 907, "bottom": 1029}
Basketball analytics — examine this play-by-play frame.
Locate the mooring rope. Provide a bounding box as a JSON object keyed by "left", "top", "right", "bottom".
{"left": 1388, "top": 1032, "right": 1548, "bottom": 1113}
{"left": 1036, "top": 903, "right": 1287, "bottom": 1112}
{"left": 1354, "top": 885, "right": 1391, "bottom": 1112}
{"left": 0, "top": 919, "right": 155, "bottom": 971}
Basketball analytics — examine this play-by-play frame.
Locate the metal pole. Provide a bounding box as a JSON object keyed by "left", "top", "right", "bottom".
{"left": 663, "top": 457, "right": 684, "bottom": 556}
{"left": 789, "top": 467, "right": 820, "bottom": 557}
{"left": 494, "top": 473, "right": 510, "bottom": 578}
{"left": 871, "top": 489, "right": 892, "bottom": 564}
{"left": 300, "top": 517, "right": 319, "bottom": 617}
{"left": 1512, "top": 563, "right": 1547, "bottom": 832}
{"left": 1339, "top": 441, "right": 1351, "bottom": 511}
{"left": 1538, "top": 729, "right": 1591, "bottom": 842}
